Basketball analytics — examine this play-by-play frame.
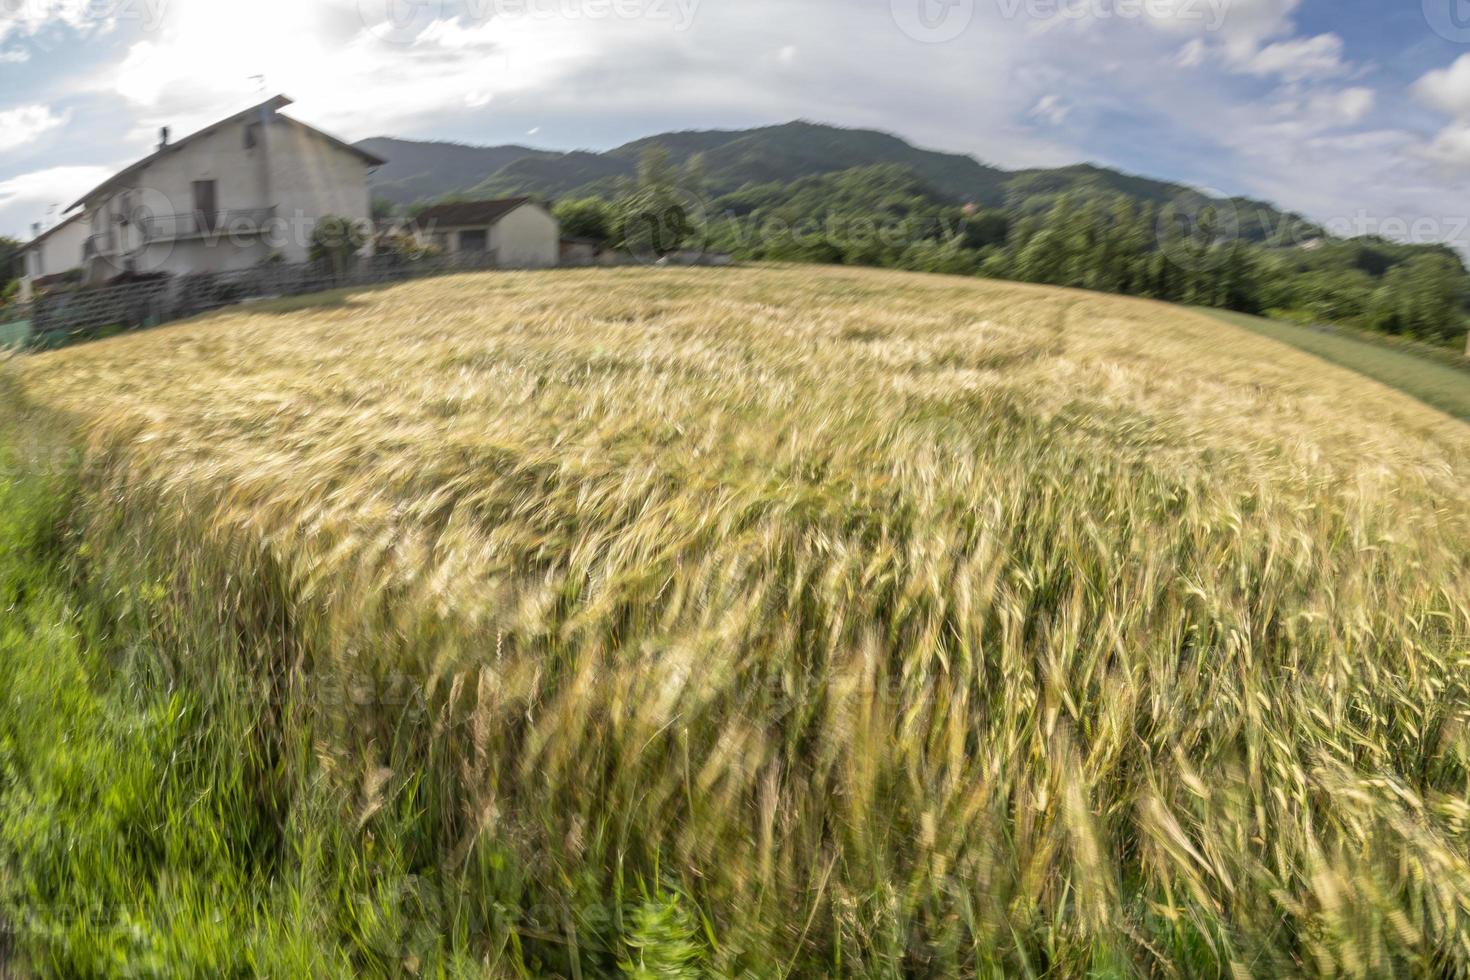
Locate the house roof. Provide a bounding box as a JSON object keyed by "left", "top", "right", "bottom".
{"left": 413, "top": 198, "right": 535, "bottom": 228}
{"left": 65, "top": 95, "right": 386, "bottom": 213}
{"left": 23, "top": 212, "right": 85, "bottom": 251}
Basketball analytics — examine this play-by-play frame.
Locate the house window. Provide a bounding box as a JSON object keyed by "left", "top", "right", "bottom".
{"left": 459, "top": 229, "right": 488, "bottom": 252}
{"left": 244, "top": 123, "right": 261, "bottom": 149}
{"left": 193, "top": 180, "right": 218, "bottom": 231}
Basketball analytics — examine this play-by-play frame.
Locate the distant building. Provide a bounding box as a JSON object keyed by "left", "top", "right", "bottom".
{"left": 412, "top": 198, "right": 560, "bottom": 268}
{"left": 68, "top": 94, "right": 384, "bottom": 284}
{"left": 560, "top": 236, "right": 617, "bottom": 265}
{"left": 17, "top": 212, "right": 89, "bottom": 301}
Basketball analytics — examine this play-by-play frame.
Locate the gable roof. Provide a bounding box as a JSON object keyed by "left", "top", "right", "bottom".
{"left": 24, "top": 212, "right": 85, "bottom": 252}
{"left": 412, "top": 198, "right": 535, "bottom": 228}
{"left": 66, "top": 95, "right": 386, "bottom": 213}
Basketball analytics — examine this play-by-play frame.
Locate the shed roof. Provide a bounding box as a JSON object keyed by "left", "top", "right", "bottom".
{"left": 413, "top": 198, "right": 535, "bottom": 228}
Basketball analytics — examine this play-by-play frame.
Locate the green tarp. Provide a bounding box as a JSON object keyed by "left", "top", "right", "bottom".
{"left": 0, "top": 318, "right": 32, "bottom": 350}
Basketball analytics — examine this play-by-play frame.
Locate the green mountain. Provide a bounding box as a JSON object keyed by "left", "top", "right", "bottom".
{"left": 604, "top": 121, "right": 1011, "bottom": 203}
{"left": 357, "top": 120, "right": 1316, "bottom": 245}
{"left": 359, "top": 121, "right": 1139, "bottom": 210}
{"left": 357, "top": 137, "right": 546, "bottom": 206}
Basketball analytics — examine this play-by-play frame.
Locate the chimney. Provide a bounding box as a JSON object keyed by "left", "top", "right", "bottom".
{"left": 158, "top": 126, "right": 170, "bottom": 150}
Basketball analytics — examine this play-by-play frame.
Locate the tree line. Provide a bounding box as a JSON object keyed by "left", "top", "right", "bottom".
{"left": 547, "top": 150, "right": 1470, "bottom": 347}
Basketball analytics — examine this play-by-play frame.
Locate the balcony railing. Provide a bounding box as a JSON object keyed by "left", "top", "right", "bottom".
{"left": 138, "top": 207, "right": 277, "bottom": 242}
{"left": 83, "top": 231, "right": 121, "bottom": 259}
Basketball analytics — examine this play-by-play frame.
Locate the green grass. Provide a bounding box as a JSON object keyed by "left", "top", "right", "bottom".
{"left": 1200, "top": 307, "right": 1470, "bottom": 421}
{"left": 0, "top": 415, "right": 743, "bottom": 979}
{"left": 0, "top": 430, "right": 302, "bottom": 975}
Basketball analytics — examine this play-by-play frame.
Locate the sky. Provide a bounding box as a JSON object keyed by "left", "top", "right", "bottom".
{"left": 2, "top": 0, "right": 1469, "bottom": 249}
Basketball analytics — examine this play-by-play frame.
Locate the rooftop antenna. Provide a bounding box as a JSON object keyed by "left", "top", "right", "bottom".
{"left": 249, "top": 74, "right": 267, "bottom": 95}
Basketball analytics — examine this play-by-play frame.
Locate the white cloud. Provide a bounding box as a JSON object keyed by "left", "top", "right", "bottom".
{"left": 1174, "top": 39, "right": 1206, "bottom": 68}
{"left": 102, "top": 0, "right": 590, "bottom": 144}
{"left": 1413, "top": 56, "right": 1470, "bottom": 174}
{"left": 1030, "top": 94, "right": 1071, "bottom": 125}
{"left": 1237, "top": 33, "right": 1346, "bottom": 81}
{"left": 1424, "top": 120, "right": 1470, "bottom": 167}
{"left": 1306, "top": 87, "right": 1375, "bottom": 126}
{"left": 0, "top": 0, "right": 146, "bottom": 44}
{"left": 1141, "top": 0, "right": 1298, "bottom": 50}
{"left": 0, "top": 164, "right": 112, "bottom": 236}
{"left": 1132, "top": 1, "right": 1349, "bottom": 84}
{"left": 0, "top": 165, "right": 108, "bottom": 207}
{"left": 0, "top": 48, "right": 30, "bottom": 63}
{"left": 1414, "top": 55, "right": 1470, "bottom": 120}
{"left": 0, "top": 105, "right": 68, "bottom": 153}
{"left": 1244, "top": 87, "right": 1378, "bottom": 147}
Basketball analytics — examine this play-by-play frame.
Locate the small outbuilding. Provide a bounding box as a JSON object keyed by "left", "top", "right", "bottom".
{"left": 560, "top": 236, "right": 619, "bottom": 266}
{"left": 413, "top": 198, "right": 560, "bottom": 268}
{"left": 17, "top": 213, "right": 90, "bottom": 301}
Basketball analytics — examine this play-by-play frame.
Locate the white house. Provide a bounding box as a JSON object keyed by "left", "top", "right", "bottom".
{"left": 68, "top": 94, "right": 384, "bottom": 284}
{"left": 412, "top": 198, "right": 560, "bottom": 268}
{"left": 16, "top": 212, "right": 90, "bottom": 300}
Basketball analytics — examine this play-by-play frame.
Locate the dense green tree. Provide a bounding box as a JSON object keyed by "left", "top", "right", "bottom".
{"left": 617, "top": 148, "right": 697, "bottom": 257}
{"left": 554, "top": 197, "right": 615, "bottom": 243}
{"left": 309, "top": 216, "right": 367, "bottom": 275}
{"left": 0, "top": 236, "right": 22, "bottom": 299}
{"left": 1369, "top": 254, "right": 1467, "bottom": 341}
{"left": 516, "top": 153, "right": 1470, "bottom": 345}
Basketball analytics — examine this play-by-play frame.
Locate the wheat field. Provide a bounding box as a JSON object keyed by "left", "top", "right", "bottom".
{"left": 9, "top": 264, "right": 1470, "bottom": 975}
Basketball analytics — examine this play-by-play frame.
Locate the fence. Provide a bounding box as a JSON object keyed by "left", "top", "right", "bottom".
{"left": 3, "top": 251, "right": 505, "bottom": 351}
{"left": 0, "top": 248, "right": 737, "bottom": 352}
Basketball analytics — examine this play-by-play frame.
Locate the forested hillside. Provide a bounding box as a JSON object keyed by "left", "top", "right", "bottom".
{"left": 361, "top": 120, "right": 1242, "bottom": 216}
{"left": 360, "top": 122, "right": 1470, "bottom": 347}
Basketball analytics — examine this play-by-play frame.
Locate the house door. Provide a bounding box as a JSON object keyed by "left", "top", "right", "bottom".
{"left": 193, "top": 180, "right": 218, "bottom": 232}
